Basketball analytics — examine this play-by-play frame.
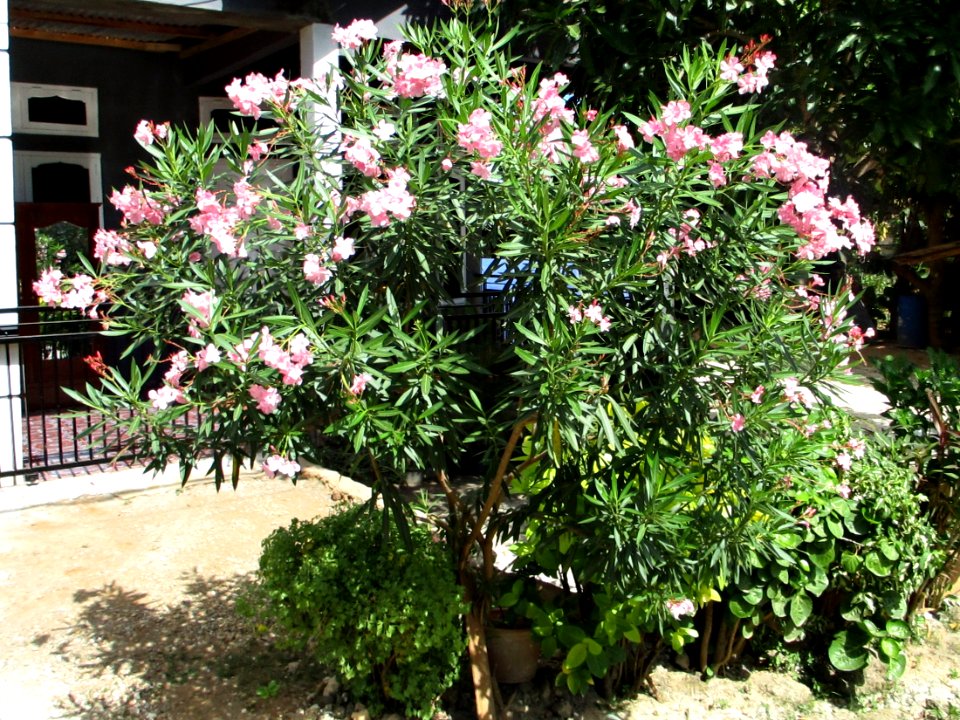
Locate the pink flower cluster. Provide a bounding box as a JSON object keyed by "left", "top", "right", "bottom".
{"left": 195, "top": 343, "right": 221, "bottom": 371}
{"left": 33, "top": 269, "right": 105, "bottom": 313}
{"left": 263, "top": 454, "right": 300, "bottom": 479}
{"left": 249, "top": 384, "right": 281, "bottom": 414}
{"left": 384, "top": 41, "right": 447, "bottom": 98}
{"left": 331, "top": 19, "right": 377, "bottom": 49}
{"left": 457, "top": 109, "right": 503, "bottom": 159}
{"left": 257, "top": 327, "right": 313, "bottom": 386}
{"left": 110, "top": 186, "right": 165, "bottom": 226}
{"left": 533, "top": 73, "right": 575, "bottom": 134}
{"left": 341, "top": 133, "right": 382, "bottom": 177}
{"left": 148, "top": 350, "right": 190, "bottom": 410}
{"left": 93, "top": 229, "right": 132, "bottom": 266}
{"left": 349, "top": 372, "right": 373, "bottom": 396}
{"left": 567, "top": 299, "right": 612, "bottom": 332}
{"left": 303, "top": 253, "right": 332, "bottom": 285}
{"left": 782, "top": 377, "right": 815, "bottom": 409}
{"left": 344, "top": 167, "right": 416, "bottom": 227}
{"left": 752, "top": 131, "right": 875, "bottom": 260}
{"left": 612, "top": 124, "right": 635, "bottom": 153}
{"left": 571, "top": 130, "right": 599, "bottom": 163}
{"left": 721, "top": 47, "right": 777, "bottom": 95}
{"left": 225, "top": 71, "right": 288, "bottom": 120}
{"left": 182, "top": 289, "right": 216, "bottom": 338}
{"left": 189, "top": 182, "right": 261, "bottom": 257}
{"left": 639, "top": 100, "right": 745, "bottom": 178}
{"left": 134, "top": 119, "right": 169, "bottom": 146}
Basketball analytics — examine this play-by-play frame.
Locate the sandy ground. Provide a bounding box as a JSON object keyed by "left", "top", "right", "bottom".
{"left": 0, "top": 464, "right": 368, "bottom": 720}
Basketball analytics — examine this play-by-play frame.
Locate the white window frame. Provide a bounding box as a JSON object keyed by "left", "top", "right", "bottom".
{"left": 14, "top": 151, "right": 103, "bottom": 222}
{"left": 12, "top": 83, "right": 99, "bottom": 137}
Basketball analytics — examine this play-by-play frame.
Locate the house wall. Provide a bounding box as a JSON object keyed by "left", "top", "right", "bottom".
{"left": 0, "top": 0, "right": 23, "bottom": 482}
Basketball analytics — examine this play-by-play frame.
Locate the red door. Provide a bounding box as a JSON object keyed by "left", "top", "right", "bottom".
{"left": 16, "top": 202, "right": 102, "bottom": 408}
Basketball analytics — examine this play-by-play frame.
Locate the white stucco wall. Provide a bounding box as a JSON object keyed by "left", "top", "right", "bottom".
{"left": 0, "top": 0, "right": 23, "bottom": 484}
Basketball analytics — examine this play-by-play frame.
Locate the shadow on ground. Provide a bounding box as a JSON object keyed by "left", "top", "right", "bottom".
{"left": 57, "top": 571, "right": 327, "bottom": 719}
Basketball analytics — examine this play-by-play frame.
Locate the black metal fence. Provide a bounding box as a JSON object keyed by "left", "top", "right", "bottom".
{"left": 0, "top": 306, "right": 138, "bottom": 485}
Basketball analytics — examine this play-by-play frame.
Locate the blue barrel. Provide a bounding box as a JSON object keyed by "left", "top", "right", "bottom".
{"left": 897, "top": 294, "right": 928, "bottom": 348}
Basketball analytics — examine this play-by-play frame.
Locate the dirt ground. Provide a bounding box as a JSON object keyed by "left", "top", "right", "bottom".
{"left": 0, "top": 465, "right": 364, "bottom": 720}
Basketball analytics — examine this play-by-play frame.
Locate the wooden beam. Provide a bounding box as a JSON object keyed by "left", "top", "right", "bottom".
{"left": 179, "top": 27, "right": 256, "bottom": 60}
{"left": 10, "top": 26, "right": 183, "bottom": 53}
{"left": 10, "top": 8, "right": 216, "bottom": 39}
{"left": 894, "top": 241, "right": 960, "bottom": 265}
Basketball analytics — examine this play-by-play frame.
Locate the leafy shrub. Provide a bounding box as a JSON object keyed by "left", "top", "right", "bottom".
{"left": 255, "top": 504, "right": 467, "bottom": 718}
{"left": 873, "top": 350, "right": 960, "bottom": 606}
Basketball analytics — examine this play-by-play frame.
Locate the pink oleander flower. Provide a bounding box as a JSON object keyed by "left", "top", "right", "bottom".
{"left": 225, "top": 71, "right": 288, "bottom": 120}
{"left": 303, "top": 253, "right": 332, "bottom": 284}
{"left": 386, "top": 52, "right": 447, "bottom": 98}
{"left": 34, "top": 268, "right": 64, "bottom": 306}
{"left": 188, "top": 188, "right": 246, "bottom": 257}
{"left": 263, "top": 454, "right": 300, "bottom": 479}
{"left": 665, "top": 598, "right": 696, "bottom": 620}
{"left": 233, "top": 179, "right": 261, "bottom": 218}
{"left": 249, "top": 384, "right": 282, "bottom": 414}
{"left": 710, "top": 132, "right": 743, "bottom": 162}
{"left": 708, "top": 161, "right": 727, "bottom": 188}
{"left": 372, "top": 119, "right": 396, "bottom": 141}
{"left": 341, "top": 134, "right": 382, "bottom": 177}
{"left": 750, "top": 385, "right": 765, "bottom": 404}
{"left": 350, "top": 167, "right": 417, "bottom": 227}
{"left": 613, "top": 124, "right": 634, "bottom": 153}
{"left": 567, "top": 305, "right": 583, "bottom": 324}
{"left": 148, "top": 385, "right": 184, "bottom": 410}
{"left": 134, "top": 120, "right": 154, "bottom": 145}
{"left": 470, "top": 161, "right": 492, "bottom": 180}
{"left": 182, "top": 289, "right": 216, "bottom": 333}
{"left": 349, "top": 372, "right": 373, "bottom": 396}
{"left": 720, "top": 55, "right": 744, "bottom": 82}
{"left": 661, "top": 100, "right": 692, "bottom": 127}
{"left": 331, "top": 236, "right": 355, "bottom": 262}
{"left": 782, "top": 377, "right": 815, "bottom": 409}
{"left": 228, "top": 333, "right": 258, "bottom": 370}
{"left": 194, "top": 343, "right": 221, "bottom": 372}
{"left": 257, "top": 327, "right": 312, "bottom": 386}
{"left": 577, "top": 299, "right": 612, "bottom": 331}
{"left": 331, "top": 19, "right": 378, "bottom": 49}
{"left": 134, "top": 119, "right": 168, "bottom": 146}
{"left": 571, "top": 129, "right": 599, "bottom": 163}
{"left": 846, "top": 437, "right": 866, "bottom": 459}
{"left": 441, "top": 157, "right": 454, "bottom": 171}
{"left": 248, "top": 141, "right": 269, "bottom": 162}
{"left": 137, "top": 241, "right": 157, "bottom": 260}
{"left": 532, "top": 73, "right": 574, "bottom": 134}
{"left": 730, "top": 414, "right": 746, "bottom": 433}
{"left": 162, "top": 350, "right": 190, "bottom": 387}
{"left": 457, "top": 109, "right": 503, "bottom": 160}
{"left": 110, "top": 186, "right": 165, "bottom": 226}
{"left": 93, "top": 229, "right": 132, "bottom": 266}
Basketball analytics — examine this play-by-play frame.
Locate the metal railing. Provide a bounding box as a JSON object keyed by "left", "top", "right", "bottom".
{"left": 0, "top": 306, "right": 141, "bottom": 484}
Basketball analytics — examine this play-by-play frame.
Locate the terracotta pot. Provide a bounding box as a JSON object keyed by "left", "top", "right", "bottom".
{"left": 485, "top": 625, "right": 540, "bottom": 684}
